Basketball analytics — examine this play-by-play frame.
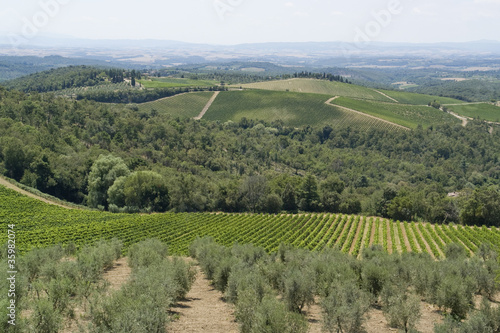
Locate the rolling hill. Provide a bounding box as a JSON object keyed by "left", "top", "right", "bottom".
{"left": 204, "top": 90, "right": 405, "bottom": 130}
{"left": 237, "top": 78, "right": 392, "bottom": 101}
{"left": 330, "top": 97, "right": 461, "bottom": 129}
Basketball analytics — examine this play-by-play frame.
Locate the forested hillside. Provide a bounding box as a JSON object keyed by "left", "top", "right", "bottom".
{"left": 4, "top": 66, "right": 129, "bottom": 93}
{"left": 0, "top": 86, "right": 499, "bottom": 224}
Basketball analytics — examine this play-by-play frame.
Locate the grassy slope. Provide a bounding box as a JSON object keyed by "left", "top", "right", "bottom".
{"left": 447, "top": 103, "right": 500, "bottom": 122}
{"left": 238, "top": 79, "right": 392, "bottom": 101}
{"left": 332, "top": 97, "right": 461, "bottom": 129}
{"left": 204, "top": 90, "right": 403, "bottom": 130}
{"left": 136, "top": 92, "right": 214, "bottom": 118}
{"left": 139, "top": 77, "right": 217, "bottom": 88}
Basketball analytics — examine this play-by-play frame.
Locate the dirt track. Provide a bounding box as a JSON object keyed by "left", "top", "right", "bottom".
{"left": 194, "top": 91, "right": 220, "bottom": 120}
{"left": 170, "top": 262, "right": 239, "bottom": 333}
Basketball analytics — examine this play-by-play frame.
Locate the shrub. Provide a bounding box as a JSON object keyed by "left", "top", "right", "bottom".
{"left": 361, "top": 260, "right": 388, "bottom": 298}
{"left": 30, "top": 299, "right": 62, "bottom": 333}
{"left": 383, "top": 288, "right": 421, "bottom": 333}
{"left": 282, "top": 269, "right": 315, "bottom": 313}
{"left": 226, "top": 265, "right": 270, "bottom": 305}
{"left": 128, "top": 238, "right": 167, "bottom": 269}
{"left": 236, "top": 291, "right": 307, "bottom": 333}
{"left": 321, "top": 283, "right": 370, "bottom": 333}
{"left": 436, "top": 276, "right": 472, "bottom": 320}
{"left": 445, "top": 243, "right": 467, "bottom": 260}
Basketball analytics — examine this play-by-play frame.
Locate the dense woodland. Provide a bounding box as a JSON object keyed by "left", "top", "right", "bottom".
{"left": 0, "top": 85, "right": 499, "bottom": 225}
{"left": 409, "top": 79, "right": 500, "bottom": 102}
{"left": 4, "top": 66, "right": 131, "bottom": 93}
{"left": 0, "top": 56, "right": 135, "bottom": 82}
{"left": 75, "top": 85, "right": 226, "bottom": 104}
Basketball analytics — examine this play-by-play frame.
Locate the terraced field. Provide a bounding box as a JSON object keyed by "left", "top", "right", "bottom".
{"left": 331, "top": 97, "right": 461, "bottom": 129}
{"left": 136, "top": 91, "right": 214, "bottom": 118}
{"left": 204, "top": 90, "right": 403, "bottom": 130}
{"left": 2, "top": 186, "right": 499, "bottom": 258}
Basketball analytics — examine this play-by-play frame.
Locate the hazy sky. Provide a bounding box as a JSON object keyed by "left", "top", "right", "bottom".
{"left": 1, "top": 0, "right": 499, "bottom": 45}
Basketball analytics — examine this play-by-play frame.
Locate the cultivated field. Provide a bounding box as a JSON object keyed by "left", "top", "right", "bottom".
{"left": 331, "top": 97, "right": 461, "bottom": 129}
{"left": 238, "top": 79, "right": 392, "bottom": 101}
{"left": 2, "top": 186, "right": 499, "bottom": 258}
{"left": 377, "top": 89, "right": 465, "bottom": 105}
{"left": 136, "top": 91, "right": 214, "bottom": 118}
{"left": 446, "top": 103, "right": 500, "bottom": 122}
{"left": 138, "top": 77, "right": 217, "bottom": 89}
{"left": 204, "top": 90, "right": 403, "bottom": 130}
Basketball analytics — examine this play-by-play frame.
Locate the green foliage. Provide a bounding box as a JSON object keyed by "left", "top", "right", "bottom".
{"left": 436, "top": 276, "right": 473, "bottom": 320}
{"left": 434, "top": 299, "right": 500, "bottom": 332}
{"left": 249, "top": 296, "right": 308, "bottom": 333}
{"left": 3, "top": 138, "right": 26, "bottom": 181}
{"left": 128, "top": 238, "right": 168, "bottom": 270}
{"left": 87, "top": 155, "right": 130, "bottom": 209}
{"left": 445, "top": 243, "right": 468, "bottom": 260}
{"left": 282, "top": 183, "right": 298, "bottom": 212}
{"left": 77, "top": 239, "right": 122, "bottom": 283}
{"left": 299, "top": 174, "right": 320, "bottom": 212}
{"left": 30, "top": 299, "right": 62, "bottom": 333}
{"left": 410, "top": 79, "right": 500, "bottom": 103}
{"left": 263, "top": 193, "right": 283, "bottom": 214}
{"left": 4, "top": 66, "right": 126, "bottom": 93}
{"left": 122, "top": 171, "right": 170, "bottom": 212}
{"left": 383, "top": 288, "right": 421, "bottom": 333}
{"left": 321, "top": 283, "right": 370, "bottom": 333}
{"left": 89, "top": 241, "right": 194, "bottom": 333}
{"left": 460, "top": 188, "right": 500, "bottom": 226}
{"left": 361, "top": 259, "right": 389, "bottom": 298}
{"left": 282, "top": 269, "right": 315, "bottom": 313}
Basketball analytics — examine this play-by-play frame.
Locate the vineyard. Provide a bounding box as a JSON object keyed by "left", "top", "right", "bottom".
{"left": 2, "top": 186, "right": 500, "bottom": 258}
{"left": 446, "top": 102, "right": 500, "bottom": 122}
{"left": 237, "top": 79, "right": 393, "bottom": 101}
{"left": 138, "top": 77, "right": 218, "bottom": 89}
{"left": 204, "top": 90, "right": 403, "bottom": 130}
{"left": 136, "top": 91, "right": 214, "bottom": 118}
{"left": 376, "top": 89, "right": 465, "bottom": 105}
{"left": 331, "top": 96, "right": 462, "bottom": 129}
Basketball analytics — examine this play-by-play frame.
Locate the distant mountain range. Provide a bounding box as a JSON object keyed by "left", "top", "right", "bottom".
{"left": 1, "top": 35, "right": 499, "bottom": 54}
{"left": 0, "top": 35, "right": 499, "bottom": 68}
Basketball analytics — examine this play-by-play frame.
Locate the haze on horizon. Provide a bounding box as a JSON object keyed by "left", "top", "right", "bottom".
{"left": 0, "top": 0, "right": 499, "bottom": 46}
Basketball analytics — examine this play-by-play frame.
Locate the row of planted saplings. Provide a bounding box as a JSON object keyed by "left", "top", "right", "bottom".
{"left": 190, "top": 237, "right": 500, "bottom": 333}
